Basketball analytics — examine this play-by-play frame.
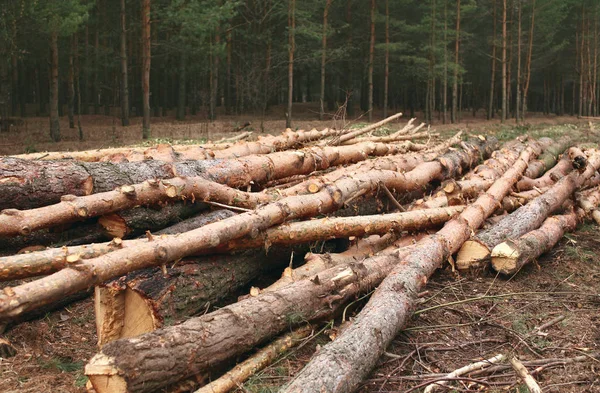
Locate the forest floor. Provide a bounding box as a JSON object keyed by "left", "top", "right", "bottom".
{"left": 1, "top": 113, "right": 600, "bottom": 393}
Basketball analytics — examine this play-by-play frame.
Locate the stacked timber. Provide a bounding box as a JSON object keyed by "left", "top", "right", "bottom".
{"left": 0, "top": 116, "right": 598, "bottom": 393}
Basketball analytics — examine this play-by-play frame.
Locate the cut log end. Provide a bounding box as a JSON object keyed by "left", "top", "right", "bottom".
{"left": 85, "top": 353, "right": 127, "bottom": 393}
{"left": 455, "top": 240, "right": 491, "bottom": 271}
{"left": 491, "top": 241, "right": 522, "bottom": 275}
{"left": 98, "top": 214, "right": 128, "bottom": 239}
{"left": 95, "top": 286, "right": 159, "bottom": 348}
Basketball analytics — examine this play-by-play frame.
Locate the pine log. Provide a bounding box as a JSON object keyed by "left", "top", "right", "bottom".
{"left": 0, "top": 210, "right": 234, "bottom": 281}
{"left": 95, "top": 246, "right": 302, "bottom": 347}
{"left": 0, "top": 137, "right": 497, "bottom": 322}
{"left": 516, "top": 153, "right": 574, "bottom": 191}
{"left": 490, "top": 210, "right": 578, "bottom": 275}
{"left": 81, "top": 139, "right": 519, "bottom": 393}
{"left": 98, "top": 202, "right": 207, "bottom": 238}
{"left": 0, "top": 141, "right": 411, "bottom": 210}
{"left": 0, "top": 176, "right": 267, "bottom": 237}
{"left": 342, "top": 130, "right": 437, "bottom": 145}
{"left": 456, "top": 149, "right": 600, "bottom": 272}
{"left": 577, "top": 186, "right": 600, "bottom": 225}
{"left": 194, "top": 326, "right": 313, "bottom": 393}
{"left": 523, "top": 135, "right": 571, "bottom": 178}
{"left": 281, "top": 131, "right": 463, "bottom": 197}
{"left": 340, "top": 118, "right": 417, "bottom": 145}
{"left": 279, "top": 145, "right": 539, "bottom": 393}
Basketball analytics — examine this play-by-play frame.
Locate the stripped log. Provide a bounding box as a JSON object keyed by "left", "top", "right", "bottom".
{"left": 0, "top": 210, "right": 234, "bottom": 281}
{"left": 0, "top": 140, "right": 412, "bottom": 210}
{"left": 194, "top": 326, "right": 313, "bottom": 393}
{"left": 0, "top": 138, "right": 495, "bottom": 320}
{"left": 490, "top": 210, "right": 579, "bottom": 275}
{"left": 280, "top": 145, "right": 538, "bottom": 393}
{"left": 95, "top": 246, "right": 303, "bottom": 347}
{"left": 456, "top": 148, "right": 600, "bottom": 272}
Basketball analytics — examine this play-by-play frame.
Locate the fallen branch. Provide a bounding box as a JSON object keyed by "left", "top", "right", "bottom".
{"left": 510, "top": 357, "right": 542, "bottom": 393}
{"left": 325, "top": 112, "right": 403, "bottom": 146}
{"left": 423, "top": 354, "right": 506, "bottom": 393}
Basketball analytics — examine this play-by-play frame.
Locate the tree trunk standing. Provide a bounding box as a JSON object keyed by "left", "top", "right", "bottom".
{"left": 383, "top": 0, "right": 390, "bottom": 119}
{"left": 74, "top": 32, "right": 84, "bottom": 141}
{"left": 11, "top": 55, "right": 18, "bottom": 117}
{"left": 516, "top": 0, "right": 521, "bottom": 122}
{"left": 452, "top": 0, "right": 460, "bottom": 123}
{"left": 68, "top": 38, "right": 75, "bottom": 129}
{"left": 94, "top": 28, "right": 100, "bottom": 115}
{"left": 345, "top": 1, "right": 354, "bottom": 117}
{"left": 49, "top": 31, "right": 60, "bottom": 142}
{"left": 225, "top": 26, "right": 232, "bottom": 115}
{"left": 141, "top": 0, "right": 151, "bottom": 139}
{"left": 368, "top": 0, "right": 376, "bottom": 123}
{"left": 286, "top": 0, "right": 295, "bottom": 128}
{"left": 594, "top": 12, "right": 598, "bottom": 116}
{"left": 176, "top": 52, "right": 186, "bottom": 121}
{"left": 501, "top": 0, "right": 507, "bottom": 122}
{"left": 83, "top": 26, "right": 89, "bottom": 115}
{"left": 120, "top": 0, "right": 130, "bottom": 126}
{"left": 507, "top": 0, "right": 513, "bottom": 117}
{"left": 487, "top": 0, "right": 496, "bottom": 120}
{"left": 210, "top": 28, "right": 220, "bottom": 121}
{"left": 443, "top": 0, "right": 448, "bottom": 124}
{"left": 319, "top": 0, "right": 332, "bottom": 121}
{"left": 521, "top": 0, "right": 535, "bottom": 120}
{"left": 428, "top": 0, "right": 436, "bottom": 123}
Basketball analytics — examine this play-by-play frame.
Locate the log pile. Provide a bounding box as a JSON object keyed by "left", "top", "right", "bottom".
{"left": 0, "top": 117, "right": 598, "bottom": 393}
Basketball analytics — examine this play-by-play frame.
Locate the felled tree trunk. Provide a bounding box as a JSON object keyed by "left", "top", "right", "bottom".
{"left": 456, "top": 149, "right": 600, "bottom": 272}
{"left": 577, "top": 186, "right": 600, "bottom": 224}
{"left": 0, "top": 141, "right": 410, "bottom": 210}
{"left": 0, "top": 210, "right": 234, "bottom": 281}
{"left": 523, "top": 135, "right": 571, "bottom": 178}
{"left": 516, "top": 153, "right": 574, "bottom": 191}
{"left": 98, "top": 202, "right": 207, "bottom": 238}
{"left": 82, "top": 139, "right": 517, "bottom": 393}
{"left": 95, "top": 246, "right": 302, "bottom": 347}
{"left": 491, "top": 210, "right": 578, "bottom": 275}
{"left": 280, "top": 146, "right": 538, "bottom": 393}
{"left": 0, "top": 137, "right": 497, "bottom": 322}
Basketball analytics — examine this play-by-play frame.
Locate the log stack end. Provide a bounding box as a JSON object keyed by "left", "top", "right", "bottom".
{"left": 490, "top": 240, "right": 521, "bottom": 275}
{"left": 85, "top": 353, "right": 127, "bottom": 393}
{"left": 455, "top": 240, "right": 491, "bottom": 272}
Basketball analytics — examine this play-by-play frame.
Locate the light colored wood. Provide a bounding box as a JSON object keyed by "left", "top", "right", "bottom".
{"left": 455, "top": 240, "right": 490, "bottom": 271}
{"left": 510, "top": 357, "right": 542, "bottom": 393}
{"left": 489, "top": 241, "right": 519, "bottom": 273}
{"left": 423, "top": 354, "right": 506, "bottom": 392}
{"left": 85, "top": 353, "right": 127, "bottom": 393}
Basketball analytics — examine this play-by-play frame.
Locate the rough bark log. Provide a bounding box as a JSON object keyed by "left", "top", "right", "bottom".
{"left": 95, "top": 246, "right": 302, "bottom": 347}
{"left": 524, "top": 135, "right": 572, "bottom": 178}
{"left": 491, "top": 210, "right": 578, "bottom": 275}
{"left": 0, "top": 210, "right": 234, "bottom": 281}
{"left": 577, "top": 185, "right": 600, "bottom": 224}
{"left": 456, "top": 149, "right": 600, "bottom": 272}
{"left": 0, "top": 141, "right": 409, "bottom": 210}
{"left": 80, "top": 139, "right": 516, "bottom": 393}
{"left": 282, "top": 132, "right": 463, "bottom": 197}
{"left": 98, "top": 202, "right": 207, "bottom": 238}
{"left": 0, "top": 177, "right": 267, "bottom": 238}
{"left": 279, "top": 145, "right": 538, "bottom": 393}
{"left": 516, "top": 153, "right": 574, "bottom": 191}
{"left": 194, "top": 326, "right": 313, "bottom": 393}
{"left": 0, "top": 137, "right": 497, "bottom": 323}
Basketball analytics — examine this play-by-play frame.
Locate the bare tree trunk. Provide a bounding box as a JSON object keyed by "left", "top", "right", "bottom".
{"left": 49, "top": 31, "right": 60, "bottom": 142}
{"left": 368, "top": 0, "right": 376, "bottom": 123}
{"left": 141, "top": 0, "right": 151, "bottom": 139}
{"left": 83, "top": 25, "right": 90, "bottom": 115}
{"left": 501, "top": 0, "right": 507, "bottom": 122}
{"left": 177, "top": 52, "right": 186, "bottom": 121}
{"left": 383, "top": 0, "right": 390, "bottom": 119}
{"left": 210, "top": 27, "right": 220, "bottom": 121}
{"left": 319, "top": 0, "right": 332, "bottom": 121}
{"left": 443, "top": 0, "right": 448, "bottom": 123}
{"left": 452, "top": 0, "right": 461, "bottom": 123}
{"left": 74, "top": 32, "right": 84, "bottom": 140}
{"left": 225, "top": 25, "right": 232, "bottom": 115}
{"left": 516, "top": 0, "right": 522, "bottom": 122}
{"left": 120, "top": 0, "right": 130, "bottom": 126}
{"left": 286, "top": 0, "right": 295, "bottom": 128}
{"left": 521, "top": 0, "right": 535, "bottom": 119}
{"left": 94, "top": 28, "right": 100, "bottom": 115}
{"left": 487, "top": 0, "right": 497, "bottom": 120}
{"left": 68, "top": 36, "right": 76, "bottom": 129}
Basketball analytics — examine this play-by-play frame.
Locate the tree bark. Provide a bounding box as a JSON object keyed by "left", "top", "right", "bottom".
{"left": 501, "top": 0, "right": 507, "bottom": 122}
{"left": 286, "top": 0, "right": 295, "bottom": 128}
{"left": 451, "top": 0, "right": 461, "bottom": 123}
{"left": 49, "top": 31, "right": 60, "bottom": 142}
{"left": 280, "top": 145, "right": 538, "bottom": 393}
{"left": 368, "top": 0, "right": 376, "bottom": 123}
{"left": 120, "top": 0, "right": 130, "bottom": 126}
{"left": 516, "top": 153, "right": 574, "bottom": 191}
{"left": 67, "top": 37, "right": 75, "bottom": 129}
{"left": 0, "top": 210, "right": 234, "bottom": 282}
{"left": 443, "top": 0, "right": 448, "bottom": 124}
{"left": 521, "top": 0, "right": 535, "bottom": 119}
{"left": 1, "top": 137, "right": 412, "bottom": 210}
{"left": 319, "top": 0, "right": 332, "bottom": 121}
{"left": 0, "top": 137, "right": 497, "bottom": 321}
{"left": 95, "top": 246, "right": 301, "bottom": 347}
{"left": 209, "top": 27, "right": 220, "bottom": 121}
{"left": 456, "top": 149, "right": 600, "bottom": 272}
{"left": 516, "top": 0, "right": 522, "bottom": 122}
{"left": 177, "top": 52, "right": 186, "bottom": 120}
{"left": 488, "top": 0, "right": 497, "bottom": 120}
{"left": 523, "top": 135, "right": 572, "bottom": 178}
{"left": 383, "top": 0, "right": 390, "bottom": 119}
{"left": 141, "top": 0, "right": 151, "bottom": 139}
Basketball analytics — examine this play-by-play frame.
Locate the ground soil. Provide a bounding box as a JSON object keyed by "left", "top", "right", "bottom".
{"left": 1, "top": 111, "right": 599, "bottom": 393}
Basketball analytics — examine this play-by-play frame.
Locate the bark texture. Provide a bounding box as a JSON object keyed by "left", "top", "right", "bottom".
{"left": 280, "top": 145, "right": 538, "bottom": 393}
{"left": 523, "top": 136, "right": 572, "bottom": 178}
{"left": 456, "top": 149, "right": 600, "bottom": 271}
{"left": 0, "top": 138, "right": 496, "bottom": 325}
